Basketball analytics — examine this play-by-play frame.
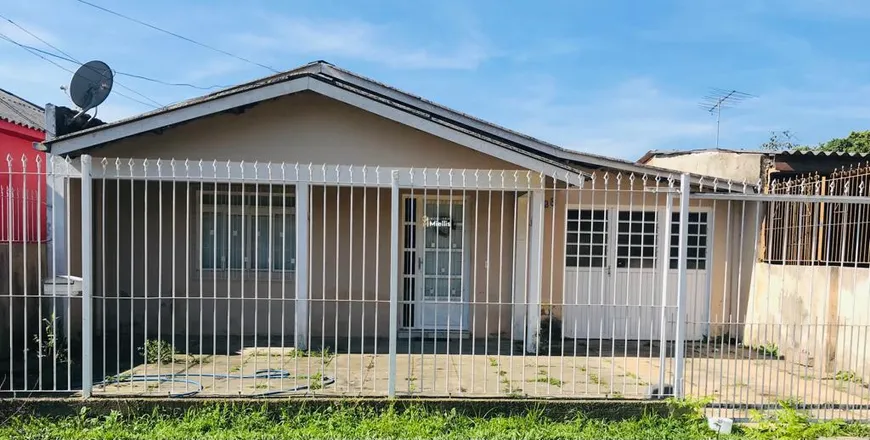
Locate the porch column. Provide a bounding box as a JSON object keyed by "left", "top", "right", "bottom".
{"left": 295, "top": 182, "right": 310, "bottom": 351}
{"left": 46, "top": 154, "right": 67, "bottom": 277}
{"left": 526, "top": 189, "right": 545, "bottom": 354}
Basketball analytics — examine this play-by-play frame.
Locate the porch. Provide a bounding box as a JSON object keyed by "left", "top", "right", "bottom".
{"left": 10, "top": 155, "right": 748, "bottom": 403}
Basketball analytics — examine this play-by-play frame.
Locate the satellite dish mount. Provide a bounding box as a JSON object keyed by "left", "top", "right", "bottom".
{"left": 69, "top": 60, "right": 114, "bottom": 119}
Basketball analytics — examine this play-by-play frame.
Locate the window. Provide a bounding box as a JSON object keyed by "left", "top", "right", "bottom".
{"left": 616, "top": 211, "right": 657, "bottom": 268}
{"left": 566, "top": 209, "right": 608, "bottom": 268}
{"left": 200, "top": 192, "right": 295, "bottom": 272}
{"left": 669, "top": 212, "right": 708, "bottom": 270}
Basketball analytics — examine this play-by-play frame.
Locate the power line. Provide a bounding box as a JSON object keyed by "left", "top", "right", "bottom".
{"left": 0, "top": 32, "right": 159, "bottom": 109}
{"left": 0, "top": 15, "right": 164, "bottom": 107}
{"left": 0, "top": 14, "right": 228, "bottom": 91}
{"left": 74, "top": 0, "right": 280, "bottom": 73}
{"left": 0, "top": 13, "right": 78, "bottom": 62}
{"left": 2, "top": 34, "right": 229, "bottom": 91}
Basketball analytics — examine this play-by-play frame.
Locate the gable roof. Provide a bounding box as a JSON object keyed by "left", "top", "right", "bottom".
{"left": 0, "top": 88, "right": 44, "bottom": 131}
{"left": 44, "top": 61, "right": 722, "bottom": 186}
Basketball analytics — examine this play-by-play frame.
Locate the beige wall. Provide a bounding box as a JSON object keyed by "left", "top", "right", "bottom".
{"left": 81, "top": 175, "right": 748, "bottom": 343}
{"left": 745, "top": 263, "right": 870, "bottom": 381}
{"left": 88, "top": 181, "right": 517, "bottom": 339}
{"left": 94, "top": 91, "right": 520, "bottom": 170}
{"left": 645, "top": 152, "right": 764, "bottom": 184}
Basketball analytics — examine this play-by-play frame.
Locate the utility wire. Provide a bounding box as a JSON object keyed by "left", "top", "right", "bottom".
{"left": 2, "top": 33, "right": 228, "bottom": 91}
{"left": 0, "top": 32, "right": 159, "bottom": 109}
{"left": 74, "top": 0, "right": 280, "bottom": 73}
{"left": 0, "top": 13, "right": 78, "bottom": 62}
{"left": 0, "top": 14, "right": 227, "bottom": 91}
{"left": 0, "top": 16, "right": 164, "bottom": 107}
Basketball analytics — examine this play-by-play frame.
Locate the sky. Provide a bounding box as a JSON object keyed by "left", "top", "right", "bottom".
{"left": 2, "top": 0, "right": 870, "bottom": 160}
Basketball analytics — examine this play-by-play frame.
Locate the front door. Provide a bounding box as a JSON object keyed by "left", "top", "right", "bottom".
{"left": 401, "top": 196, "right": 469, "bottom": 330}
{"left": 563, "top": 209, "right": 663, "bottom": 340}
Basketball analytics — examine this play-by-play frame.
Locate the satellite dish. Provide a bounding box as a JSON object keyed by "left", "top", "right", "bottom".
{"left": 69, "top": 60, "right": 113, "bottom": 114}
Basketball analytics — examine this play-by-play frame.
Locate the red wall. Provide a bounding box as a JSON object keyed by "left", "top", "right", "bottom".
{"left": 0, "top": 119, "right": 45, "bottom": 243}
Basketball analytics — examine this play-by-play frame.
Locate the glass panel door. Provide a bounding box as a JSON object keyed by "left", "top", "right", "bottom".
{"left": 417, "top": 199, "right": 467, "bottom": 330}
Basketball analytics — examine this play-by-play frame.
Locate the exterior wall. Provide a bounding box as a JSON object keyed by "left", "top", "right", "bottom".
{"left": 645, "top": 152, "right": 763, "bottom": 184}
{"left": 93, "top": 91, "right": 520, "bottom": 170}
{"left": 88, "top": 182, "right": 516, "bottom": 339}
{"left": 0, "top": 120, "right": 46, "bottom": 243}
{"left": 538, "top": 177, "right": 742, "bottom": 340}
{"left": 745, "top": 263, "right": 870, "bottom": 381}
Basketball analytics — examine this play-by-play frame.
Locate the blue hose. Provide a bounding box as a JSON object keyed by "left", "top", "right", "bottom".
{"left": 96, "top": 369, "right": 336, "bottom": 398}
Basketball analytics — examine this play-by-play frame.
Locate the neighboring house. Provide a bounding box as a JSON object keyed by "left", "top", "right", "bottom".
{"left": 0, "top": 88, "right": 45, "bottom": 366}
{"left": 41, "top": 61, "right": 751, "bottom": 352}
{"left": 0, "top": 88, "right": 46, "bottom": 242}
{"left": 640, "top": 147, "right": 870, "bottom": 378}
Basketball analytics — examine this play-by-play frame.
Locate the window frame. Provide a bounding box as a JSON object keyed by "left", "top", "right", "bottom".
{"left": 197, "top": 189, "right": 296, "bottom": 276}
{"left": 562, "top": 205, "right": 713, "bottom": 273}
{"left": 668, "top": 210, "right": 711, "bottom": 270}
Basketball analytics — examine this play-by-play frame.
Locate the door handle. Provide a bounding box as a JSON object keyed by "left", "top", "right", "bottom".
{"left": 606, "top": 266, "right": 611, "bottom": 276}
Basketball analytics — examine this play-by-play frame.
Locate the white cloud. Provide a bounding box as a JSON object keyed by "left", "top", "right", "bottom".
{"left": 233, "top": 16, "right": 492, "bottom": 70}
{"left": 491, "top": 76, "right": 715, "bottom": 159}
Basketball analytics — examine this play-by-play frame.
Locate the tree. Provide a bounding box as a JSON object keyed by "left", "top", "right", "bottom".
{"left": 758, "top": 130, "right": 870, "bottom": 153}
{"left": 760, "top": 130, "right": 800, "bottom": 151}
{"left": 814, "top": 131, "right": 870, "bottom": 154}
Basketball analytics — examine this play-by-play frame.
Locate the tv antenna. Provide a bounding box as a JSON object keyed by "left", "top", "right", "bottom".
{"left": 699, "top": 88, "right": 754, "bottom": 149}
{"left": 69, "top": 60, "right": 114, "bottom": 119}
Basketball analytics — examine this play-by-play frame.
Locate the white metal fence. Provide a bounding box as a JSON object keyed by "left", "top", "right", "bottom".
{"left": 3, "top": 154, "right": 870, "bottom": 420}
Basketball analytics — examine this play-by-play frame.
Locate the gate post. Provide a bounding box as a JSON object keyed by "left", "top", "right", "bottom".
{"left": 674, "top": 173, "right": 691, "bottom": 398}
{"left": 80, "top": 155, "right": 93, "bottom": 398}
{"left": 388, "top": 170, "right": 399, "bottom": 397}
{"left": 295, "top": 180, "right": 310, "bottom": 351}
{"left": 525, "top": 188, "right": 544, "bottom": 354}
{"left": 657, "top": 187, "right": 674, "bottom": 395}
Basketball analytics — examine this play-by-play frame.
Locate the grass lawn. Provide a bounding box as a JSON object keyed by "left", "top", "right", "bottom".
{"left": 2, "top": 401, "right": 869, "bottom": 440}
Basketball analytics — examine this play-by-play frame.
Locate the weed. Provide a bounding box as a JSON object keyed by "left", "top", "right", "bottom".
{"left": 139, "top": 339, "right": 180, "bottom": 365}
{"left": 488, "top": 357, "right": 499, "bottom": 367}
{"left": 588, "top": 372, "right": 603, "bottom": 385}
{"left": 623, "top": 371, "right": 649, "bottom": 385}
{"left": 529, "top": 369, "right": 562, "bottom": 387}
{"left": 744, "top": 399, "right": 870, "bottom": 440}
{"left": 755, "top": 342, "right": 780, "bottom": 358}
{"left": 32, "top": 313, "right": 69, "bottom": 364}
{"left": 406, "top": 376, "right": 418, "bottom": 393}
{"left": 834, "top": 370, "right": 864, "bottom": 384}
{"left": 308, "top": 372, "right": 326, "bottom": 391}
{"left": 289, "top": 348, "right": 335, "bottom": 366}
